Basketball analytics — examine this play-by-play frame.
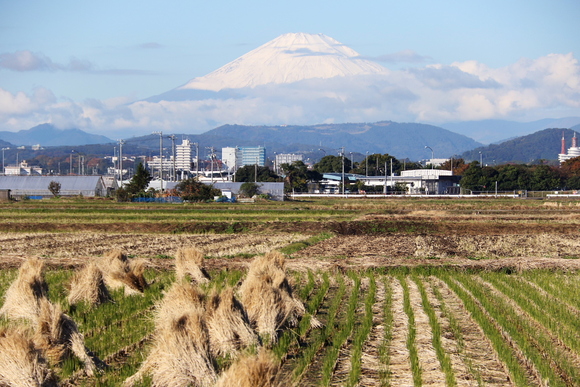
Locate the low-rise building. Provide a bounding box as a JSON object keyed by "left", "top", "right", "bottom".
{"left": 0, "top": 176, "right": 108, "bottom": 198}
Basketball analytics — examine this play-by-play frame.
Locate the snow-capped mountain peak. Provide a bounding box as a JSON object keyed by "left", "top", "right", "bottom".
{"left": 179, "top": 32, "right": 388, "bottom": 92}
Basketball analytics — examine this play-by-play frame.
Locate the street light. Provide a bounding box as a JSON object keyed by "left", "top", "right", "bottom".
{"left": 479, "top": 151, "right": 482, "bottom": 167}
{"left": 425, "top": 146, "right": 434, "bottom": 169}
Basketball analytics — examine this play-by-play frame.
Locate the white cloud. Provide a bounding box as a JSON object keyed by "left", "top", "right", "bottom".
{"left": 0, "top": 50, "right": 92, "bottom": 72}
{"left": 362, "top": 49, "right": 433, "bottom": 64}
{"left": 1, "top": 53, "right": 579, "bottom": 136}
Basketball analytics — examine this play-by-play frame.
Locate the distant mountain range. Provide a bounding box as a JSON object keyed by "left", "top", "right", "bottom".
{"left": 460, "top": 125, "right": 580, "bottom": 164}
{"left": 440, "top": 117, "right": 580, "bottom": 144}
{"left": 5, "top": 119, "right": 580, "bottom": 165}
{"left": 0, "top": 124, "right": 113, "bottom": 147}
{"left": 120, "top": 121, "right": 481, "bottom": 161}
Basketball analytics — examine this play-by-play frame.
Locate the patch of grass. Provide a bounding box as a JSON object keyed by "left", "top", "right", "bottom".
{"left": 279, "top": 232, "right": 334, "bottom": 255}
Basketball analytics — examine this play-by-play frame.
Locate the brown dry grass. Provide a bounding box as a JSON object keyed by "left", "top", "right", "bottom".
{"left": 125, "top": 308, "right": 217, "bottom": 387}
{"left": 97, "top": 249, "right": 148, "bottom": 296}
{"left": 0, "top": 258, "right": 48, "bottom": 322}
{"left": 215, "top": 349, "right": 281, "bottom": 387}
{"left": 67, "top": 261, "right": 111, "bottom": 307}
{"left": 33, "top": 298, "right": 99, "bottom": 377}
{"left": 0, "top": 326, "right": 58, "bottom": 387}
{"left": 206, "top": 287, "right": 258, "bottom": 358}
{"left": 238, "top": 251, "right": 316, "bottom": 345}
{"left": 175, "top": 247, "right": 211, "bottom": 284}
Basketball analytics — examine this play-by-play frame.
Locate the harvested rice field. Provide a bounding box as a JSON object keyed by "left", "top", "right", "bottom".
{"left": 1, "top": 197, "right": 580, "bottom": 386}
{"left": 1, "top": 265, "right": 580, "bottom": 386}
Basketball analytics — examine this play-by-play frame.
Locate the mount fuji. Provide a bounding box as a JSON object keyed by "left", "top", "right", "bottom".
{"left": 145, "top": 32, "right": 390, "bottom": 103}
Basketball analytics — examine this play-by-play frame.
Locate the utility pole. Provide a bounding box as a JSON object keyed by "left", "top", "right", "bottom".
{"left": 339, "top": 147, "right": 345, "bottom": 195}
{"left": 70, "top": 150, "right": 75, "bottom": 175}
{"left": 206, "top": 146, "right": 216, "bottom": 184}
{"left": 193, "top": 142, "right": 199, "bottom": 178}
{"left": 118, "top": 139, "right": 125, "bottom": 183}
{"left": 168, "top": 134, "right": 176, "bottom": 181}
{"left": 153, "top": 132, "right": 163, "bottom": 191}
{"left": 383, "top": 161, "right": 387, "bottom": 194}
{"left": 1, "top": 147, "right": 9, "bottom": 175}
{"left": 365, "top": 151, "right": 368, "bottom": 177}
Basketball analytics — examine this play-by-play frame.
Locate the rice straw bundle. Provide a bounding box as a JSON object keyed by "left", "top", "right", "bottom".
{"left": 0, "top": 326, "right": 58, "bottom": 387}
{"left": 214, "top": 349, "right": 280, "bottom": 387}
{"left": 239, "top": 251, "right": 318, "bottom": 344}
{"left": 175, "top": 247, "right": 211, "bottom": 284}
{"left": 0, "top": 258, "right": 48, "bottom": 321}
{"left": 206, "top": 287, "right": 259, "bottom": 357}
{"left": 98, "top": 249, "right": 148, "bottom": 295}
{"left": 67, "top": 261, "right": 111, "bottom": 307}
{"left": 125, "top": 309, "right": 217, "bottom": 387}
{"left": 153, "top": 281, "right": 206, "bottom": 328}
{"left": 33, "top": 298, "right": 99, "bottom": 377}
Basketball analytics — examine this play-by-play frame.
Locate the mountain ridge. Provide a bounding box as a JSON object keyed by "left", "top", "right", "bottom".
{"left": 460, "top": 125, "right": 580, "bottom": 164}
{"left": 0, "top": 124, "right": 114, "bottom": 147}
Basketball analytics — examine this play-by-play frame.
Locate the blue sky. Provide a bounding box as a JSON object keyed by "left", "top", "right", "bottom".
{"left": 1, "top": 0, "right": 579, "bottom": 135}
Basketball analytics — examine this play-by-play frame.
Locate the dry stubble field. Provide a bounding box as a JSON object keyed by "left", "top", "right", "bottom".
{"left": 1, "top": 197, "right": 580, "bottom": 386}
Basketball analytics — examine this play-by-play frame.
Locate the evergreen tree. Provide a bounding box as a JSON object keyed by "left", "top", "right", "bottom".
{"left": 126, "top": 162, "right": 152, "bottom": 195}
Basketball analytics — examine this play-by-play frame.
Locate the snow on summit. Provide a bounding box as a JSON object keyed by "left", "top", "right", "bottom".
{"left": 179, "top": 32, "right": 388, "bottom": 91}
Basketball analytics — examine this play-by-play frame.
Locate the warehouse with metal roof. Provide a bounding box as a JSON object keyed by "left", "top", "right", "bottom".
{"left": 0, "top": 176, "right": 108, "bottom": 198}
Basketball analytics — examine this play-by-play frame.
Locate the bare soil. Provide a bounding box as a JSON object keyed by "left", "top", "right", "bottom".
{"left": 2, "top": 232, "right": 580, "bottom": 272}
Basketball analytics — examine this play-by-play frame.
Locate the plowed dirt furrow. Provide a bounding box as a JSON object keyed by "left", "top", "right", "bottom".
{"left": 407, "top": 277, "right": 446, "bottom": 386}
{"left": 431, "top": 277, "right": 512, "bottom": 386}
{"left": 387, "top": 277, "right": 414, "bottom": 386}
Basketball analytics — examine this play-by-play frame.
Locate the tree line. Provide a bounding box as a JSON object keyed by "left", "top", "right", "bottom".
{"left": 459, "top": 157, "right": 580, "bottom": 192}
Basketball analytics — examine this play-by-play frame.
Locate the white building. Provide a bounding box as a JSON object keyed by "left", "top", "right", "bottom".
{"left": 222, "top": 147, "right": 242, "bottom": 171}
{"left": 275, "top": 153, "right": 303, "bottom": 172}
{"left": 559, "top": 131, "right": 580, "bottom": 163}
{"left": 4, "top": 161, "right": 42, "bottom": 176}
{"left": 221, "top": 146, "right": 266, "bottom": 171}
{"left": 176, "top": 139, "right": 194, "bottom": 171}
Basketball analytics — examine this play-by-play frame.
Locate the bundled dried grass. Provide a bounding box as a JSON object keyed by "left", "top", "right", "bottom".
{"left": 175, "top": 247, "right": 211, "bottom": 284}
{"left": 0, "top": 258, "right": 48, "bottom": 321}
{"left": 97, "top": 249, "right": 148, "bottom": 295}
{"left": 206, "top": 287, "right": 259, "bottom": 357}
{"left": 214, "top": 349, "right": 280, "bottom": 387}
{"left": 67, "top": 261, "right": 111, "bottom": 307}
{"left": 124, "top": 309, "right": 217, "bottom": 387}
{"left": 153, "top": 281, "right": 206, "bottom": 328}
{"left": 239, "top": 251, "right": 319, "bottom": 344}
{"left": 33, "top": 298, "right": 100, "bottom": 377}
{"left": 0, "top": 326, "right": 58, "bottom": 387}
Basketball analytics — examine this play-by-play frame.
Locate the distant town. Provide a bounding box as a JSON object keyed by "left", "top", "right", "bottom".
{"left": 3, "top": 128, "right": 580, "bottom": 202}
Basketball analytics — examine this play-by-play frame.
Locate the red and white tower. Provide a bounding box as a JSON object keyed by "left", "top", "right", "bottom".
{"left": 561, "top": 131, "right": 567, "bottom": 155}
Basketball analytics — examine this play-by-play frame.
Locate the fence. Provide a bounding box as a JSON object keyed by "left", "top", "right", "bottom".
{"left": 132, "top": 196, "right": 183, "bottom": 203}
